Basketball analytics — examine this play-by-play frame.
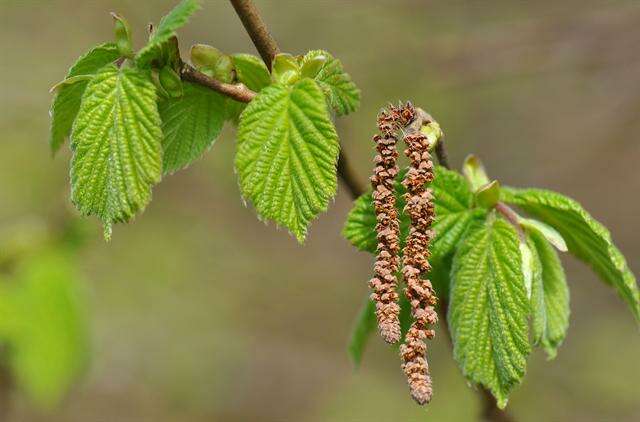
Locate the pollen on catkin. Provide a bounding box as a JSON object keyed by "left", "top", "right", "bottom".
{"left": 368, "top": 106, "right": 404, "bottom": 344}
{"left": 399, "top": 126, "right": 438, "bottom": 405}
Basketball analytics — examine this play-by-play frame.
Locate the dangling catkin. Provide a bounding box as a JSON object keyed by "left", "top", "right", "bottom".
{"left": 399, "top": 122, "right": 438, "bottom": 405}
{"left": 368, "top": 106, "right": 403, "bottom": 344}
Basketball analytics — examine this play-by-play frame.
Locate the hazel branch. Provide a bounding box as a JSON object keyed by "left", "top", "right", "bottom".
{"left": 229, "top": 0, "right": 280, "bottom": 70}
{"left": 180, "top": 63, "right": 257, "bottom": 103}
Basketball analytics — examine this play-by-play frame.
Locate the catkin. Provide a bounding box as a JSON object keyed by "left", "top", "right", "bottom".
{"left": 399, "top": 126, "right": 437, "bottom": 405}
{"left": 368, "top": 106, "right": 403, "bottom": 344}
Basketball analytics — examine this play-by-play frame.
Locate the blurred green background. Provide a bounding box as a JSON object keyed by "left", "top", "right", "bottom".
{"left": 1, "top": 0, "right": 639, "bottom": 420}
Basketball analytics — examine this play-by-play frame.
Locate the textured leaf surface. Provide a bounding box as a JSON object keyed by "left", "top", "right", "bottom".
{"left": 159, "top": 82, "right": 225, "bottom": 174}
{"left": 449, "top": 218, "right": 530, "bottom": 408}
{"left": 301, "top": 50, "right": 360, "bottom": 116}
{"left": 502, "top": 187, "right": 639, "bottom": 321}
{"left": 70, "top": 64, "right": 162, "bottom": 238}
{"left": 49, "top": 43, "right": 120, "bottom": 154}
{"left": 3, "top": 251, "right": 89, "bottom": 408}
{"left": 235, "top": 79, "right": 339, "bottom": 241}
{"left": 342, "top": 166, "right": 483, "bottom": 259}
{"left": 348, "top": 298, "right": 377, "bottom": 367}
{"left": 136, "top": 0, "right": 201, "bottom": 67}
{"left": 528, "top": 230, "right": 569, "bottom": 358}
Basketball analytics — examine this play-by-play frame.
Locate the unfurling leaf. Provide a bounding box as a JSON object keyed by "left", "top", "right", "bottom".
{"left": 300, "top": 50, "right": 360, "bottom": 116}
{"left": 519, "top": 217, "right": 567, "bottom": 252}
{"left": 449, "top": 217, "right": 530, "bottom": 408}
{"left": 226, "top": 54, "right": 273, "bottom": 123}
{"left": 462, "top": 154, "right": 489, "bottom": 191}
{"left": 232, "top": 54, "right": 271, "bottom": 92}
{"left": 159, "top": 82, "right": 226, "bottom": 174}
{"left": 502, "top": 187, "right": 640, "bottom": 322}
{"left": 49, "top": 43, "right": 120, "bottom": 154}
{"left": 70, "top": 64, "right": 162, "bottom": 239}
{"left": 476, "top": 180, "right": 501, "bottom": 208}
{"left": 158, "top": 65, "right": 184, "bottom": 98}
{"left": 527, "top": 229, "right": 570, "bottom": 359}
{"left": 111, "top": 12, "right": 134, "bottom": 58}
{"left": 348, "top": 298, "right": 377, "bottom": 367}
{"left": 136, "top": 0, "right": 201, "bottom": 68}
{"left": 235, "top": 78, "right": 340, "bottom": 242}
{"left": 272, "top": 53, "right": 301, "bottom": 85}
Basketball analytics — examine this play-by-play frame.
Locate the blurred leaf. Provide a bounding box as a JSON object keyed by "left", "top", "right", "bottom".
{"left": 71, "top": 64, "right": 162, "bottom": 239}
{"left": 300, "top": 50, "right": 360, "bottom": 116}
{"left": 49, "top": 43, "right": 120, "bottom": 154}
{"left": 235, "top": 79, "right": 339, "bottom": 242}
{"left": 502, "top": 187, "right": 639, "bottom": 322}
{"left": 3, "top": 250, "right": 89, "bottom": 409}
{"left": 159, "top": 82, "right": 225, "bottom": 174}
{"left": 348, "top": 298, "right": 376, "bottom": 367}
{"left": 136, "top": 0, "right": 201, "bottom": 67}
{"left": 449, "top": 217, "right": 530, "bottom": 408}
{"left": 527, "top": 229, "right": 569, "bottom": 359}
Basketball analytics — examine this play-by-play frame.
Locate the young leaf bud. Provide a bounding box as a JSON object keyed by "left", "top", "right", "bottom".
{"left": 111, "top": 12, "right": 134, "bottom": 58}
{"left": 159, "top": 65, "right": 184, "bottom": 98}
{"left": 272, "top": 54, "right": 301, "bottom": 86}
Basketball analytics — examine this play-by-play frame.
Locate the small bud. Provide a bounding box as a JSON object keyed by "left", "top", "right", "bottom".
{"left": 111, "top": 12, "right": 133, "bottom": 58}
{"left": 190, "top": 44, "right": 223, "bottom": 69}
{"left": 462, "top": 154, "right": 490, "bottom": 191}
{"left": 159, "top": 65, "right": 183, "bottom": 98}
{"left": 475, "top": 180, "right": 501, "bottom": 208}
{"left": 214, "top": 54, "right": 234, "bottom": 84}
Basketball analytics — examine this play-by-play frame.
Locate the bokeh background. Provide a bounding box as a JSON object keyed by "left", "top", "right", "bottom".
{"left": 1, "top": 0, "right": 639, "bottom": 421}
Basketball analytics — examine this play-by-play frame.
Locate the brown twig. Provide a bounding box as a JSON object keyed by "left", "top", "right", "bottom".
{"left": 181, "top": 63, "right": 256, "bottom": 103}
{"left": 229, "top": 0, "right": 280, "bottom": 70}
{"left": 435, "top": 137, "right": 450, "bottom": 169}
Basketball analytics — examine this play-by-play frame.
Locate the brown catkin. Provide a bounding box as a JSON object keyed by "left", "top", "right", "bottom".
{"left": 399, "top": 123, "right": 438, "bottom": 405}
{"left": 368, "top": 105, "right": 407, "bottom": 344}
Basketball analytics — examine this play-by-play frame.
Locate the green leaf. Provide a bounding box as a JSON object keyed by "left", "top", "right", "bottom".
{"left": 226, "top": 54, "right": 272, "bottom": 123}
{"left": 70, "top": 64, "right": 162, "bottom": 239}
{"left": 449, "top": 217, "right": 531, "bottom": 408}
{"left": 136, "top": 0, "right": 201, "bottom": 68}
{"left": 49, "top": 43, "right": 120, "bottom": 154}
{"left": 527, "top": 230, "right": 570, "bottom": 359}
{"left": 300, "top": 50, "right": 360, "bottom": 116}
{"left": 342, "top": 166, "right": 483, "bottom": 260}
{"left": 502, "top": 187, "right": 640, "bottom": 322}
{"left": 3, "top": 251, "right": 89, "bottom": 409}
{"left": 235, "top": 78, "right": 339, "bottom": 242}
{"left": 159, "top": 82, "right": 225, "bottom": 174}
{"left": 348, "top": 298, "right": 377, "bottom": 367}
